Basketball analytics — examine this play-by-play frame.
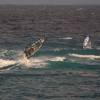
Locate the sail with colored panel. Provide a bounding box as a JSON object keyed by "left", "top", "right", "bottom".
{"left": 24, "top": 37, "right": 45, "bottom": 58}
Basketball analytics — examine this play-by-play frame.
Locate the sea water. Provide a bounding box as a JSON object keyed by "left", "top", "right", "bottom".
{"left": 0, "top": 5, "right": 100, "bottom": 100}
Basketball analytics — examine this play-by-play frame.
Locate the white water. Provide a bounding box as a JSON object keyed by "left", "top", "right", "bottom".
{"left": 1, "top": 49, "right": 100, "bottom": 69}
{"left": 69, "top": 53, "right": 100, "bottom": 60}
{"left": 0, "top": 59, "right": 16, "bottom": 68}
{"left": 50, "top": 56, "right": 66, "bottom": 61}
{"left": 17, "top": 52, "right": 66, "bottom": 68}
{"left": 59, "top": 37, "right": 72, "bottom": 40}
{"left": 0, "top": 50, "right": 66, "bottom": 69}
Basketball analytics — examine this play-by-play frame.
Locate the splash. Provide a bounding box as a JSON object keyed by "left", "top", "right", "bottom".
{"left": 69, "top": 53, "right": 100, "bottom": 60}
{"left": 0, "top": 49, "right": 66, "bottom": 69}
{"left": 17, "top": 52, "right": 66, "bottom": 68}
{"left": 0, "top": 59, "right": 16, "bottom": 68}
{"left": 17, "top": 52, "right": 48, "bottom": 68}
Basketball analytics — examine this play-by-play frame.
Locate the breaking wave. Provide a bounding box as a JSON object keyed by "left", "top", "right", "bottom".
{"left": 0, "top": 59, "right": 16, "bottom": 68}
{"left": 0, "top": 49, "right": 66, "bottom": 69}
{"left": 17, "top": 52, "right": 48, "bottom": 68}
{"left": 69, "top": 53, "right": 100, "bottom": 59}
{"left": 17, "top": 52, "right": 66, "bottom": 68}
{"left": 0, "top": 48, "right": 100, "bottom": 70}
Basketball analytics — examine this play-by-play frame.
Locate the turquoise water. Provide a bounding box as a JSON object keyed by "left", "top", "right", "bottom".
{"left": 0, "top": 45, "right": 100, "bottom": 100}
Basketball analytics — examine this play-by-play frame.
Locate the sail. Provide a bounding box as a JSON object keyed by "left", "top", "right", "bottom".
{"left": 83, "top": 36, "right": 92, "bottom": 49}
{"left": 24, "top": 37, "right": 45, "bottom": 58}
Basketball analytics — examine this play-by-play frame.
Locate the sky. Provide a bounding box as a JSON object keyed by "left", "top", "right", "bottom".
{"left": 0, "top": 0, "right": 100, "bottom": 5}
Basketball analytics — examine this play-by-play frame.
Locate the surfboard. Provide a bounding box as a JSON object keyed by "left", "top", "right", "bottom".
{"left": 24, "top": 37, "right": 45, "bottom": 58}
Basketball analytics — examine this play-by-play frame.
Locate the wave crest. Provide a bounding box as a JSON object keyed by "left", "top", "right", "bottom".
{"left": 69, "top": 53, "right": 100, "bottom": 59}
{"left": 0, "top": 59, "right": 16, "bottom": 68}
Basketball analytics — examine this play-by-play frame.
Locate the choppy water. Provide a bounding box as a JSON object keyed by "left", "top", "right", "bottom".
{"left": 0, "top": 5, "right": 100, "bottom": 100}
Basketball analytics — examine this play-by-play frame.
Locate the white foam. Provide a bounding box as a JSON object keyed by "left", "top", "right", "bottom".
{"left": 69, "top": 53, "right": 100, "bottom": 59}
{"left": 17, "top": 51, "right": 66, "bottom": 68}
{"left": 16, "top": 51, "right": 47, "bottom": 68}
{"left": 49, "top": 56, "right": 66, "bottom": 61}
{"left": 0, "top": 50, "right": 66, "bottom": 69}
{"left": 59, "top": 37, "right": 72, "bottom": 40}
{"left": 0, "top": 59, "right": 16, "bottom": 68}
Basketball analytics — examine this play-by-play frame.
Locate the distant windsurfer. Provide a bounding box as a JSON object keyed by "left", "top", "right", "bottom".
{"left": 83, "top": 33, "right": 92, "bottom": 49}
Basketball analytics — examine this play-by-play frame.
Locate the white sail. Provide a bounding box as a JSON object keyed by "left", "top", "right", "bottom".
{"left": 83, "top": 36, "right": 92, "bottom": 49}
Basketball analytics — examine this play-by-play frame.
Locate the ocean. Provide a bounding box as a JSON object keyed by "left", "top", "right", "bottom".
{"left": 0, "top": 5, "right": 100, "bottom": 100}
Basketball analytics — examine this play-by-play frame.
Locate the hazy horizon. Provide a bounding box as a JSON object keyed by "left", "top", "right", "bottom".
{"left": 0, "top": 0, "right": 100, "bottom": 5}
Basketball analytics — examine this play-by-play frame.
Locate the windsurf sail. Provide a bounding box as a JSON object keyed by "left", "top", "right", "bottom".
{"left": 83, "top": 34, "right": 92, "bottom": 49}
{"left": 24, "top": 37, "right": 45, "bottom": 58}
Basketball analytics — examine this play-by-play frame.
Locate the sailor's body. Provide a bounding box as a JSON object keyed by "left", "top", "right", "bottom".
{"left": 24, "top": 47, "right": 36, "bottom": 58}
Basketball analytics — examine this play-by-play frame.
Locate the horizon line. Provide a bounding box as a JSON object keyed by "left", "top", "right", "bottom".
{"left": 0, "top": 4, "right": 100, "bottom": 6}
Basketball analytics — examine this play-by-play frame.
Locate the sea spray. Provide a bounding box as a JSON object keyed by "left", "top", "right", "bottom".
{"left": 69, "top": 53, "right": 100, "bottom": 59}
{"left": 0, "top": 49, "right": 66, "bottom": 69}
{"left": 17, "top": 51, "right": 48, "bottom": 68}
{"left": 0, "top": 59, "right": 16, "bottom": 68}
